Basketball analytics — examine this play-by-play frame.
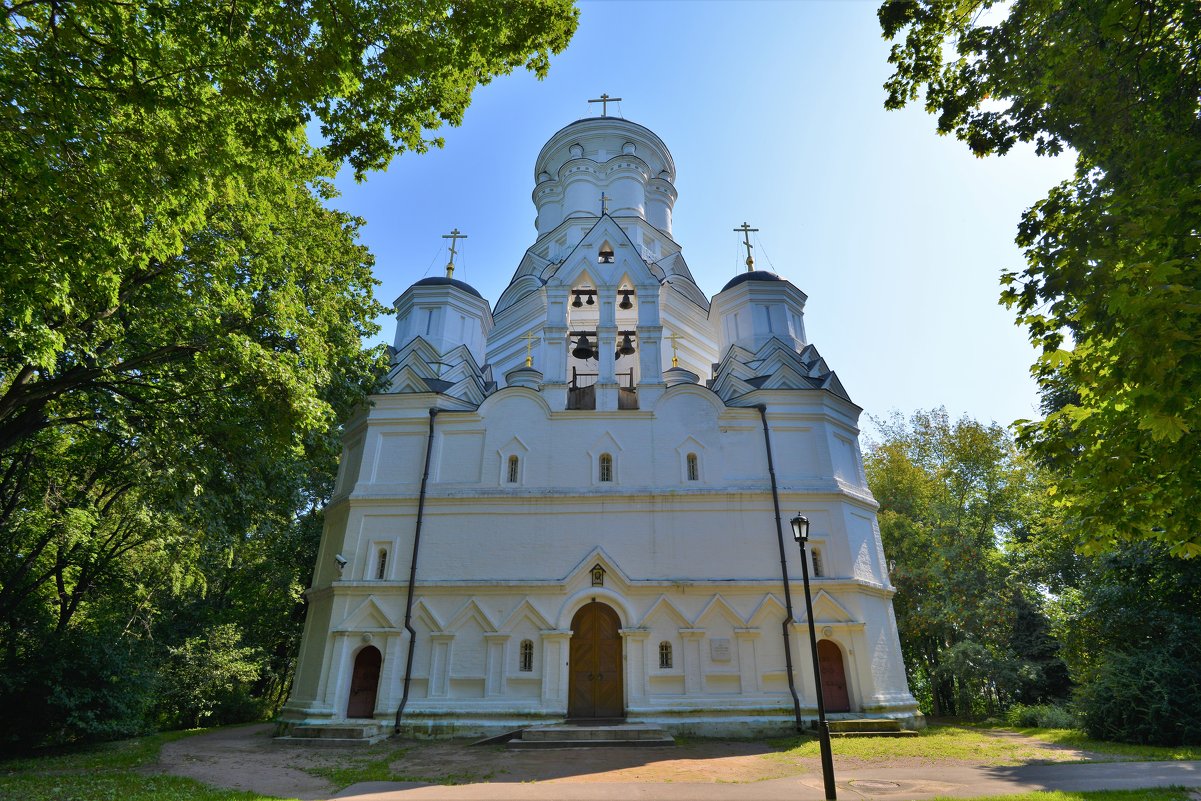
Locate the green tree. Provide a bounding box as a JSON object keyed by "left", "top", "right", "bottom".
{"left": 0, "top": 0, "right": 578, "bottom": 748}
{"left": 1051, "top": 544, "right": 1201, "bottom": 745}
{"left": 879, "top": 0, "right": 1201, "bottom": 556}
{"left": 866, "top": 409, "right": 1066, "bottom": 717}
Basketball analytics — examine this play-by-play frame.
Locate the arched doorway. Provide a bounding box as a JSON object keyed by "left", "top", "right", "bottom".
{"left": 818, "top": 640, "right": 851, "bottom": 712}
{"left": 568, "top": 602, "right": 624, "bottom": 720}
{"left": 346, "top": 645, "right": 382, "bottom": 719}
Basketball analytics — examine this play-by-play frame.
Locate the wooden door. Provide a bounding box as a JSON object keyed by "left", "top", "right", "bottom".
{"left": 346, "top": 646, "right": 381, "bottom": 719}
{"left": 818, "top": 639, "right": 851, "bottom": 712}
{"left": 568, "top": 602, "right": 624, "bottom": 719}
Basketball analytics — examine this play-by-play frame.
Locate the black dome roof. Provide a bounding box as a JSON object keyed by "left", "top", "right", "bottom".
{"left": 411, "top": 275, "right": 482, "bottom": 299}
{"left": 720, "top": 270, "right": 785, "bottom": 293}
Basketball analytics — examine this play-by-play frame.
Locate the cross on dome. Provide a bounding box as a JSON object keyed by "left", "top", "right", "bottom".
{"left": 734, "top": 222, "right": 759, "bottom": 272}
{"left": 587, "top": 93, "right": 622, "bottom": 117}
{"left": 442, "top": 228, "right": 467, "bottom": 277}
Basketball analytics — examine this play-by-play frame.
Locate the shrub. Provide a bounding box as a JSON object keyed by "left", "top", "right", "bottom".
{"left": 1005, "top": 702, "right": 1078, "bottom": 729}
{"left": 1074, "top": 639, "right": 1201, "bottom": 746}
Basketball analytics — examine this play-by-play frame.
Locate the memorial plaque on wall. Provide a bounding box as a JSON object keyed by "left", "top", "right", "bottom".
{"left": 710, "top": 638, "right": 732, "bottom": 662}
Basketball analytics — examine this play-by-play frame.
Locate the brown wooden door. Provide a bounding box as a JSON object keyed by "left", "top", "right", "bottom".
{"left": 346, "top": 646, "right": 382, "bottom": 719}
{"left": 568, "top": 602, "right": 624, "bottom": 719}
{"left": 818, "top": 639, "right": 851, "bottom": 712}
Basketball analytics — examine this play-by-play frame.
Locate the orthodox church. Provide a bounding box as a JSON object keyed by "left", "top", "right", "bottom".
{"left": 279, "top": 108, "right": 919, "bottom": 738}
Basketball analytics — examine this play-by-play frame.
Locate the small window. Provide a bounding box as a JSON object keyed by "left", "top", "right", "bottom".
{"left": 686, "top": 453, "right": 699, "bottom": 481}
{"left": 599, "top": 453, "right": 613, "bottom": 482}
{"left": 507, "top": 455, "right": 519, "bottom": 484}
{"left": 659, "top": 641, "right": 673, "bottom": 669}
{"left": 519, "top": 640, "right": 534, "bottom": 672}
{"left": 376, "top": 549, "right": 388, "bottom": 580}
{"left": 812, "top": 548, "right": 824, "bottom": 578}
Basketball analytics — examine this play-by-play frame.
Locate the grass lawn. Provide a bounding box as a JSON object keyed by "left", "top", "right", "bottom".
{"left": 767, "top": 723, "right": 1060, "bottom": 765}
{"left": 1010, "top": 729, "right": 1201, "bottom": 762}
{"left": 0, "top": 729, "right": 298, "bottom": 801}
{"left": 926, "top": 793, "right": 1191, "bottom": 801}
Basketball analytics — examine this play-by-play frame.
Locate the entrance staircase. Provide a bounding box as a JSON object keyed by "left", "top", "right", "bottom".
{"left": 274, "top": 721, "right": 389, "bottom": 746}
{"left": 825, "top": 718, "right": 917, "bottom": 738}
{"left": 506, "top": 722, "right": 675, "bottom": 749}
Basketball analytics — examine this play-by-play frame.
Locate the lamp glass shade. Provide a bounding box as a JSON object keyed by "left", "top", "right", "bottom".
{"left": 789, "top": 515, "right": 809, "bottom": 543}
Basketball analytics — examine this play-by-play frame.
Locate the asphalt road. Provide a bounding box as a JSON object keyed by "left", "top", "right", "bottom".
{"left": 331, "top": 758, "right": 1201, "bottom": 801}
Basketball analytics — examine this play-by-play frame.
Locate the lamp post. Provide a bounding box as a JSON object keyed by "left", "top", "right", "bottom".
{"left": 790, "top": 514, "right": 837, "bottom": 800}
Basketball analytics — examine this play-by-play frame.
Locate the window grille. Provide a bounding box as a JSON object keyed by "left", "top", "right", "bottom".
{"left": 599, "top": 453, "right": 613, "bottom": 482}
{"left": 686, "top": 453, "right": 699, "bottom": 481}
{"left": 376, "top": 549, "right": 388, "bottom": 580}
{"left": 659, "top": 641, "right": 673, "bottom": 669}
{"left": 507, "top": 455, "right": 519, "bottom": 483}
{"left": 519, "top": 640, "right": 534, "bottom": 672}
{"left": 812, "top": 548, "right": 824, "bottom": 578}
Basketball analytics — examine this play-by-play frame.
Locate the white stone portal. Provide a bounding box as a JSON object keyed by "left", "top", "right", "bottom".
{"left": 279, "top": 113, "right": 920, "bottom": 738}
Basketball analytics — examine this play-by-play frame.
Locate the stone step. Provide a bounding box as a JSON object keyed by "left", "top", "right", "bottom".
{"left": 830, "top": 730, "right": 919, "bottom": 738}
{"left": 827, "top": 718, "right": 902, "bottom": 733}
{"left": 277, "top": 722, "right": 388, "bottom": 746}
{"left": 509, "top": 723, "right": 674, "bottom": 749}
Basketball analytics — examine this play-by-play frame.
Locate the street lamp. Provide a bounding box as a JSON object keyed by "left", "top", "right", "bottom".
{"left": 790, "top": 514, "right": 837, "bottom": 801}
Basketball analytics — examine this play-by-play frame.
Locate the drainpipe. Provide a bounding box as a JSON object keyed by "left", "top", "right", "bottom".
{"left": 394, "top": 407, "right": 439, "bottom": 733}
{"left": 755, "top": 403, "right": 805, "bottom": 732}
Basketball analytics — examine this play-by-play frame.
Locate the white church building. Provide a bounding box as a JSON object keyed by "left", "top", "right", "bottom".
{"left": 279, "top": 111, "right": 919, "bottom": 738}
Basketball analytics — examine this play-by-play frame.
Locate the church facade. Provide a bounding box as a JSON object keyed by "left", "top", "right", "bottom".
{"left": 279, "top": 113, "right": 919, "bottom": 737}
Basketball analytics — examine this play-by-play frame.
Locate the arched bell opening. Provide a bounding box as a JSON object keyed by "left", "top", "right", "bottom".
{"left": 613, "top": 282, "right": 639, "bottom": 408}
{"left": 567, "top": 278, "right": 599, "bottom": 410}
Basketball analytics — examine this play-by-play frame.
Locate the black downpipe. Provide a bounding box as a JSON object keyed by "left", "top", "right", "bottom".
{"left": 394, "top": 408, "right": 439, "bottom": 733}
{"left": 756, "top": 403, "right": 805, "bottom": 732}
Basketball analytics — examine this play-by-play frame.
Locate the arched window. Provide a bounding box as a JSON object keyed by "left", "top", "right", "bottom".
{"left": 812, "top": 548, "right": 824, "bottom": 578}
{"left": 519, "top": 640, "right": 534, "bottom": 672}
{"left": 507, "top": 455, "right": 519, "bottom": 484}
{"left": 659, "top": 641, "right": 673, "bottom": 669}
{"left": 599, "top": 453, "right": 613, "bottom": 482}
{"left": 376, "top": 548, "right": 388, "bottom": 580}
{"left": 686, "top": 453, "right": 699, "bottom": 481}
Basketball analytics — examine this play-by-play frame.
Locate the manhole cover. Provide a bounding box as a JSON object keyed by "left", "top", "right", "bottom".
{"left": 849, "top": 780, "right": 902, "bottom": 791}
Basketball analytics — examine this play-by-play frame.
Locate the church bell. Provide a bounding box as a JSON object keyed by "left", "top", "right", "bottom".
{"left": 618, "top": 333, "right": 636, "bottom": 356}
{"left": 572, "top": 334, "right": 595, "bottom": 360}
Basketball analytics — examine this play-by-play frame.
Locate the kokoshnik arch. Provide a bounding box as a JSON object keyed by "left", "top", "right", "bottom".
{"left": 278, "top": 110, "right": 920, "bottom": 739}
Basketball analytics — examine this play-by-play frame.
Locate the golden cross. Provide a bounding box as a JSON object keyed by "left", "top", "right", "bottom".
{"left": 442, "top": 228, "right": 467, "bottom": 278}
{"left": 667, "top": 332, "right": 683, "bottom": 368}
{"left": 734, "top": 222, "right": 758, "bottom": 272}
{"left": 523, "top": 331, "right": 538, "bottom": 368}
{"left": 600, "top": 192, "right": 610, "bottom": 215}
{"left": 588, "top": 93, "right": 622, "bottom": 117}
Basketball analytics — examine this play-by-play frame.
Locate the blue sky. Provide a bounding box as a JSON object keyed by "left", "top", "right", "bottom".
{"left": 330, "top": 0, "right": 1073, "bottom": 435}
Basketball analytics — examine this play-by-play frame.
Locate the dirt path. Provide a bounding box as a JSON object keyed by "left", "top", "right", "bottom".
{"left": 149, "top": 724, "right": 1110, "bottom": 800}
{"left": 151, "top": 723, "right": 338, "bottom": 800}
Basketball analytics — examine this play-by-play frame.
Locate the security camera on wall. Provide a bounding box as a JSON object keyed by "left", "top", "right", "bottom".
{"left": 334, "top": 554, "right": 348, "bottom": 571}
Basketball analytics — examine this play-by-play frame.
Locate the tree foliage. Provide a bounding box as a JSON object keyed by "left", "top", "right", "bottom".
{"left": 0, "top": 0, "right": 577, "bottom": 749}
{"left": 879, "top": 0, "right": 1201, "bottom": 556}
{"left": 866, "top": 409, "right": 1067, "bottom": 717}
{"left": 1052, "top": 544, "right": 1201, "bottom": 745}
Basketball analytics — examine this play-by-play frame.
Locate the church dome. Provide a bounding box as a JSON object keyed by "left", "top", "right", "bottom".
{"left": 720, "top": 270, "right": 786, "bottom": 293}
{"left": 410, "top": 275, "right": 483, "bottom": 299}
{"left": 530, "top": 116, "right": 678, "bottom": 237}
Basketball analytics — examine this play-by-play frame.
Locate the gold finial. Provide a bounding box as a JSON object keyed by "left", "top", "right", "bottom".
{"left": 734, "top": 222, "right": 759, "bottom": 272}
{"left": 523, "top": 331, "right": 538, "bottom": 368}
{"left": 442, "top": 228, "right": 467, "bottom": 278}
{"left": 667, "top": 332, "right": 682, "bottom": 368}
{"left": 588, "top": 93, "right": 622, "bottom": 117}
{"left": 600, "top": 192, "right": 610, "bottom": 216}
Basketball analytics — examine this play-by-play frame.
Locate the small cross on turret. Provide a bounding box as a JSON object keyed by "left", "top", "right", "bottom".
{"left": 734, "top": 222, "right": 759, "bottom": 272}
{"left": 588, "top": 93, "right": 622, "bottom": 117}
{"left": 442, "top": 228, "right": 467, "bottom": 278}
{"left": 667, "top": 331, "right": 683, "bottom": 368}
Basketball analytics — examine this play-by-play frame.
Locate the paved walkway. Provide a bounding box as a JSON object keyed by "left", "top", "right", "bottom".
{"left": 332, "top": 759, "right": 1201, "bottom": 801}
